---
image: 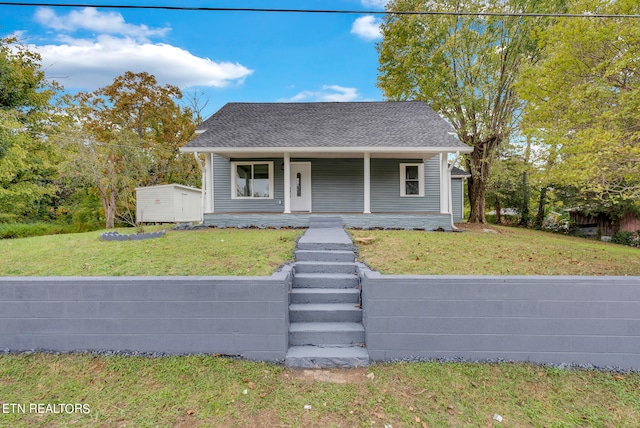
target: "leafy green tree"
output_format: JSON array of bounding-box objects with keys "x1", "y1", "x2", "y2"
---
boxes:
[
  {"x1": 518, "y1": 0, "x2": 640, "y2": 215},
  {"x1": 67, "y1": 72, "x2": 199, "y2": 228},
  {"x1": 487, "y1": 152, "x2": 529, "y2": 223},
  {"x1": 377, "y1": 0, "x2": 566, "y2": 222},
  {"x1": 0, "y1": 37, "x2": 61, "y2": 222}
]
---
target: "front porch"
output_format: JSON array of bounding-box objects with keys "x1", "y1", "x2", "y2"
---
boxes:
[{"x1": 203, "y1": 212, "x2": 453, "y2": 230}]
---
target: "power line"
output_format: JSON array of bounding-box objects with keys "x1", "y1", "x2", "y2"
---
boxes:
[{"x1": 1, "y1": 2, "x2": 639, "y2": 19}]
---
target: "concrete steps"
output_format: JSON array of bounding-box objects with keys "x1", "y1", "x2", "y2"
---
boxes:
[
  {"x1": 289, "y1": 303, "x2": 362, "y2": 323},
  {"x1": 295, "y1": 250, "x2": 355, "y2": 263},
  {"x1": 295, "y1": 261, "x2": 357, "y2": 274},
  {"x1": 293, "y1": 273, "x2": 359, "y2": 289},
  {"x1": 285, "y1": 345, "x2": 370, "y2": 368},
  {"x1": 290, "y1": 288, "x2": 360, "y2": 304},
  {"x1": 285, "y1": 218, "x2": 369, "y2": 368},
  {"x1": 289, "y1": 322, "x2": 365, "y2": 346}
]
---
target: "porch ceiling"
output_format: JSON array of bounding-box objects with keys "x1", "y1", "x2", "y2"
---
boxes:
[{"x1": 183, "y1": 146, "x2": 470, "y2": 160}]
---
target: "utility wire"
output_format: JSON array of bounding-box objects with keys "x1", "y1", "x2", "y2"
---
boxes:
[{"x1": 1, "y1": 2, "x2": 639, "y2": 19}]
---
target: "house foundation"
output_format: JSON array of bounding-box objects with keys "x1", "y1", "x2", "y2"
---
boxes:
[{"x1": 203, "y1": 212, "x2": 453, "y2": 231}]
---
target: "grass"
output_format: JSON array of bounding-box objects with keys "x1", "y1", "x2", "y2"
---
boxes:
[
  {"x1": 0, "y1": 354, "x2": 639, "y2": 427},
  {"x1": 0, "y1": 227, "x2": 302, "y2": 276},
  {"x1": 2, "y1": 222, "x2": 639, "y2": 277},
  {"x1": 351, "y1": 224, "x2": 640, "y2": 276}
]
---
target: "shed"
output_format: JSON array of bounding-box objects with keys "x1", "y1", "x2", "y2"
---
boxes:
[{"x1": 135, "y1": 184, "x2": 202, "y2": 223}]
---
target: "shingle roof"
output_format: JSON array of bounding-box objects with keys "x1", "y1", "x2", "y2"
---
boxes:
[
  {"x1": 182, "y1": 101, "x2": 471, "y2": 150},
  {"x1": 451, "y1": 166, "x2": 471, "y2": 177}
]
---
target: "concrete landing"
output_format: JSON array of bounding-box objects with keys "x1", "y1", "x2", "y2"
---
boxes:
[{"x1": 297, "y1": 227, "x2": 354, "y2": 251}]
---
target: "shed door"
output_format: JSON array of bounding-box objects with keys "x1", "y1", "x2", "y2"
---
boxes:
[{"x1": 290, "y1": 163, "x2": 311, "y2": 212}]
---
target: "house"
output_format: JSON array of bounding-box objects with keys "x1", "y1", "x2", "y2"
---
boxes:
[
  {"x1": 568, "y1": 207, "x2": 640, "y2": 238},
  {"x1": 179, "y1": 101, "x2": 473, "y2": 230},
  {"x1": 136, "y1": 184, "x2": 202, "y2": 223}
]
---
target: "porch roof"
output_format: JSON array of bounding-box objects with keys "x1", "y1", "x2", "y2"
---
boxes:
[{"x1": 180, "y1": 101, "x2": 473, "y2": 157}]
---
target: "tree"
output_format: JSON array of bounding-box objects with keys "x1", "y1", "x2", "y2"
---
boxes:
[
  {"x1": 487, "y1": 150, "x2": 531, "y2": 223},
  {"x1": 377, "y1": 0, "x2": 566, "y2": 222},
  {"x1": 69, "y1": 72, "x2": 199, "y2": 228},
  {"x1": 0, "y1": 37, "x2": 61, "y2": 222},
  {"x1": 518, "y1": 0, "x2": 640, "y2": 217}
]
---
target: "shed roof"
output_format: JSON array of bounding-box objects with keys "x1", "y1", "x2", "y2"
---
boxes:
[{"x1": 181, "y1": 101, "x2": 472, "y2": 154}]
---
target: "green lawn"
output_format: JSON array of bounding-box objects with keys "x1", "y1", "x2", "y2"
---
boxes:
[
  {"x1": 0, "y1": 227, "x2": 302, "y2": 276},
  {"x1": 0, "y1": 354, "x2": 638, "y2": 427},
  {"x1": 2, "y1": 223, "x2": 639, "y2": 276},
  {"x1": 351, "y1": 224, "x2": 640, "y2": 276}
]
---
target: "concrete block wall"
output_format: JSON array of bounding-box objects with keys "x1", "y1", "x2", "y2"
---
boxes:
[
  {"x1": 0, "y1": 267, "x2": 292, "y2": 361},
  {"x1": 360, "y1": 266, "x2": 640, "y2": 370},
  {"x1": 203, "y1": 213, "x2": 452, "y2": 231}
]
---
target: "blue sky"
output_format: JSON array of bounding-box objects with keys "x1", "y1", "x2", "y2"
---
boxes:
[{"x1": 3, "y1": 1, "x2": 388, "y2": 118}]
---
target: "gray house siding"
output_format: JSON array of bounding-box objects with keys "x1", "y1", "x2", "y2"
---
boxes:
[
  {"x1": 452, "y1": 178, "x2": 464, "y2": 222},
  {"x1": 212, "y1": 156, "x2": 442, "y2": 215},
  {"x1": 370, "y1": 157, "x2": 440, "y2": 213}
]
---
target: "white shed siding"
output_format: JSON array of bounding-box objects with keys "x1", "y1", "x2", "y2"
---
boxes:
[{"x1": 136, "y1": 184, "x2": 202, "y2": 223}]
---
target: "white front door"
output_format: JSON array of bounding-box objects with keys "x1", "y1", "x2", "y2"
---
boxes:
[{"x1": 290, "y1": 162, "x2": 312, "y2": 212}]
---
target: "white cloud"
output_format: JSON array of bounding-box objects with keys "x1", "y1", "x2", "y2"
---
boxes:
[
  {"x1": 351, "y1": 16, "x2": 382, "y2": 41},
  {"x1": 35, "y1": 36, "x2": 252, "y2": 90},
  {"x1": 35, "y1": 7, "x2": 169, "y2": 42},
  {"x1": 26, "y1": 8, "x2": 252, "y2": 91},
  {"x1": 284, "y1": 85, "x2": 360, "y2": 102},
  {"x1": 361, "y1": 0, "x2": 388, "y2": 9}
]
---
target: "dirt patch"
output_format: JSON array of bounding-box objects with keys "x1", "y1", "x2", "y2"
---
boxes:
[{"x1": 285, "y1": 368, "x2": 370, "y2": 384}]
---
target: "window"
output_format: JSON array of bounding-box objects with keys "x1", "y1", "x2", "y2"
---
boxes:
[
  {"x1": 232, "y1": 162, "x2": 274, "y2": 199},
  {"x1": 400, "y1": 163, "x2": 424, "y2": 197}
]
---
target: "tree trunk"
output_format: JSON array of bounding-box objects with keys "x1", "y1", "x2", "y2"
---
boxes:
[
  {"x1": 534, "y1": 187, "x2": 547, "y2": 228},
  {"x1": 99, "y1": 186, "x2": 117, "y2": 229},
  {"x1": 466, "y1": 141, "x2": 495, "y2": 223},
  {"x1": 105, "y1": 191, "x2": 116, "y2": 229},
  {"x1": 495, "y1": 195, "x2": 502, "y2": 224},
  {"x1": 519, "y1": 170, "x2": 530, "y2": 226},
  {"x1": 519, "y1": 137, "x2": 532, "y2": 227},
  {"x1": 467, "y1": 174, "x2": 487, "y2": 223}
]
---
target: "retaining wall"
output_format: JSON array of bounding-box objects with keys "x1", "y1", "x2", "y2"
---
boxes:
[
  {"x1": 0, "y1": 267, "x2": 292, "y2": 362},
  {"x1": 360, "y1": 266, "x2": 640, "y2": 370},
  {"x1": 3, "y1": 268, "x2": 640, "y2": 370}
]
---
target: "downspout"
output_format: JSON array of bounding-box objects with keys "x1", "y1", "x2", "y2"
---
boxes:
[
  {"x1": 448, "y1": 151, "x2": 460, "y2": 231},
  {"x1": 193, "y1": 152, "x2": 206, "y2": 224}
]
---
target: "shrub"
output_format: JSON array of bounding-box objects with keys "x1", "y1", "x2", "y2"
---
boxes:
[
  {"x1": 540, "y1": 216, "x2": 582, "y2": 236},
  {"x1": 0, "y1": 223, "x2": 75, "y2": 239},
  {"x1": 611, "y1": 230, "x2": 640, "y2": 248}
]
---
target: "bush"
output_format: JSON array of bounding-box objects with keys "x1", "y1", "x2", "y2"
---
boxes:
[
  {"x1": 611, "y1": 230, "x2": 640, "y2": 248},
  {"x1": 0, "y1": 223, "x2": 75, "y2": 239},
  {"x1": 540, "y1": 216, "x2": 582, "y2": 236}
]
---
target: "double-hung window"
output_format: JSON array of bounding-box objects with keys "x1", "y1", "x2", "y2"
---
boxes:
[
  {"x1": 232, "y1": 162, "x2": 274, "y2": 199},
  {"x1": 400, "y1": 163, "x2": 424, "y2": 197}
]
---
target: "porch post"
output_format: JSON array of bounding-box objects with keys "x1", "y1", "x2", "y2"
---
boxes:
[
  {"x1": 283, "y1": 152, "x2": 291, "y2": 213},
  {"x1": 439, "y1": 152, "x2": 450, "y2": 214},
  {"x1": 363, "y1": 152, "x2": 371, "y2": 214}
]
